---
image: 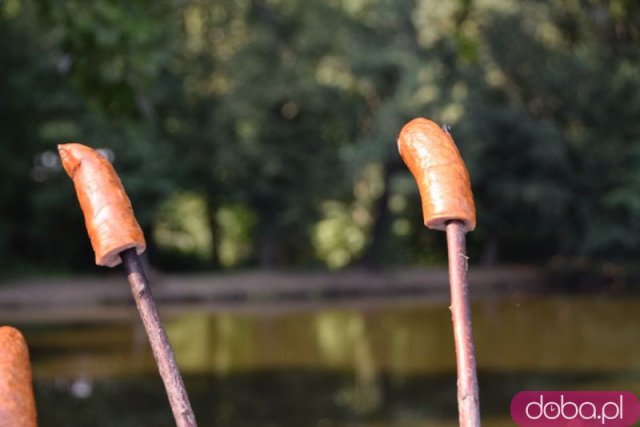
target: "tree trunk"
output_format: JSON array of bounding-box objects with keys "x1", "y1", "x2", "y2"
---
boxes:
[
  {"x1": 205, "y1": 196, "x2": 220, "y2": 269},
  {"x1": 358, "y1": 163, "x2": 392, "y2": 268}
]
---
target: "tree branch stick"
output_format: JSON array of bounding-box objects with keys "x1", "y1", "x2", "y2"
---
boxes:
[
  {"x1": 445, "y1": 221, "x2": 481, "y2": 427},
  {"x1": 121, "y1": 248, "x2": 197, "y2": 427}
]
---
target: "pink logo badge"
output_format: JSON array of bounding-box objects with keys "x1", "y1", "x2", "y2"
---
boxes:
[{"x1": 511, "y1": 391, "x2": 640, "y2": 426}]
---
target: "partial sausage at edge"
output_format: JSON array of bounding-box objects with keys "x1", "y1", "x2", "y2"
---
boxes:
[
  {"x1": 0, "y1": 326, "x2": 37, "y2": 427},
  {"x1": 397, "y1": 118, "x2": 476, "y2": 232}
]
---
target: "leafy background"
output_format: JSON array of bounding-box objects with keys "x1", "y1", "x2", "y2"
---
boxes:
[{"x1": 2, "y1": 0, "x2": 639, "y2": 274}]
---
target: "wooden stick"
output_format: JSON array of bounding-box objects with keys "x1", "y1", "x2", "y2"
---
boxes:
[
  {"x1": 445, "y1": 221, "x2": 481, "y2": 427},
  {"x1": 121, "y1": 248, "x2": 198, "y2": 427}
]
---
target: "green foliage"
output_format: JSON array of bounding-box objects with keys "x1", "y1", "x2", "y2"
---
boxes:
[
  {"x1": 1, "y1": 0, "x2": 640, "y2": 273},
  {"x1": 457, "y1": 0, "x2": 640, "y2": 260}
]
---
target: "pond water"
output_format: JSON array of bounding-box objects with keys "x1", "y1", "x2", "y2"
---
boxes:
[{"x1": 18, "y1": 295, "x2": 640, "y2": 426}]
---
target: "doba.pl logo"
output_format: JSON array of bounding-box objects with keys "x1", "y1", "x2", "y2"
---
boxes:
[{"x1": 511, "y1": 391, "x2": 640, "y2": 426}]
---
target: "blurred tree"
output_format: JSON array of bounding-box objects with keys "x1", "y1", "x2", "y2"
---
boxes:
[
  {"x1": 457, "y1": 0, "x2": 640, "y2": 261},
  {"x1": 345, "y1": 0, "x2": 640, "y2": 264},
  {"x1": 1, "y1": 0, "x2": 640, "y2": 274},
  {"x1": 0, "y1": 0, "x2": 88, "y2": 272},
  {"x1": 0, "y1": 0, "x2": 183, "y2": 272},
  {"x1": 181, "y1": 0, "x2": 366, "y2": 267}
]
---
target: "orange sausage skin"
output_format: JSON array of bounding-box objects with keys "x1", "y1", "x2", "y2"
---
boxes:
[
  {"x1": 59, "y1": 143, "x2": 146, "y2": 267},
  {"x1": 0, "y1": 327, "x2": 37, "y2": 427},
  {"x1": 397, "y1": 118, "x2": 476, "y2": 232}
]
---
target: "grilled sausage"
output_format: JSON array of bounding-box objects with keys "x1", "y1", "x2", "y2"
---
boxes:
[
  {"x1": 397, "y1": 118, "x2": 476, "y2": 232},
  {"x1": 0, "y1": 327, "x2": 37, "y2": 427},
  {"x1": 58, "y1": 143, "x2": 146, "y2": 267}
]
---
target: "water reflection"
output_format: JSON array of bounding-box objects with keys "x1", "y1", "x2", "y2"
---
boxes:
[{"x1": 20, "y1": 295, "x2": 640, "y2": 426}]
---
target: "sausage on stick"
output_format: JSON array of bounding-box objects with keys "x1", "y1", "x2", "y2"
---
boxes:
[
  {"x1": 59, "y1": 143, "x2": 145, "y2": 267},
  {"x1": 0, "y1": 326, "x2": 37, "y2": 427},
  {"x1": 58, "y1": 143, "x2": 197, "y2": 427},
  {"x1": 398, "y1": 118, "x2": 480, "y2": 427}
]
